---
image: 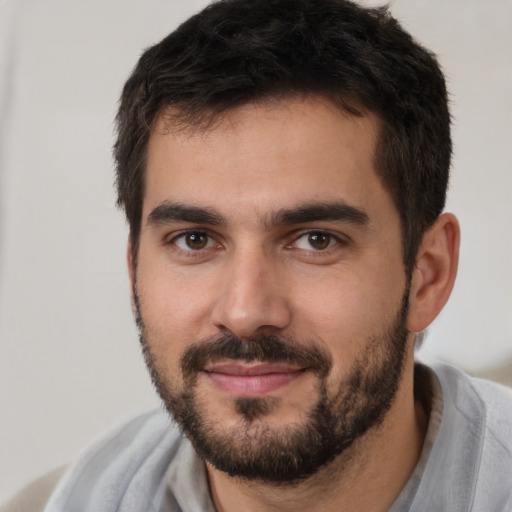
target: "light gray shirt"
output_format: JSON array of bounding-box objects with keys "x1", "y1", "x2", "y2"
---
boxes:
[{"x1": 42, "y1": 362, "x2": 512, "y2": 512}]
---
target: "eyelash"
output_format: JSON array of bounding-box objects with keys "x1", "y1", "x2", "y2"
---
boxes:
[
  {"x1": 167, "y1": 230, "x2": 219, "y2": 255},
  {"x1": 166, "y1": 229, "x2": 348, "y2": 256},
  {"x1": 289, "y1": 231, "x2": 347, "y2": 252}
]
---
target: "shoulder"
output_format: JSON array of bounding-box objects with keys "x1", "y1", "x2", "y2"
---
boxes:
[
  {"x1": 3, "y1": 409, "x2": 189, "y2": 512},
  {"x1": 430, "y1": 360, "x2": 512, "y2": 435},
  {"x1": 426, "y1": 361, "x2": 512, "y2": 510}
]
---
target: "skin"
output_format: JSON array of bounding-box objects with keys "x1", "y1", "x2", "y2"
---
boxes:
[{"x1": 129, "y1": 96, "x2": 460, "y2": 512}]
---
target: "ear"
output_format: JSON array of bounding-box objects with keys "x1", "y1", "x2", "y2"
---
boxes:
[{"x1": 408, "y1": 213, "x2": 460, "y2": 332}]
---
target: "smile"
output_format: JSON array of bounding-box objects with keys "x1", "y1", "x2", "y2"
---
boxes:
[{"x1": 202, "y1": 363, "x2": 307, "y2": 397}]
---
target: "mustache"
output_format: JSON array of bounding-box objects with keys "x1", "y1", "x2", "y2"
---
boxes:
[{"x1": 181, "y1": 333, "x2": 332, "y2": 380}]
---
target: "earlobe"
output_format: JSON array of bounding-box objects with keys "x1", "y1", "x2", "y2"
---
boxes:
[{"x1": 407, "y1": 213, "x2": 460, "y2": 333}]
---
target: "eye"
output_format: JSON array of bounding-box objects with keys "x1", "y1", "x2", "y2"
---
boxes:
[
  {"x1": 173, "y1": 231, "x2": 216, "y2": 251},
  {"x1": 294, "y1": 231, "x2": 339, "y2": 251}
]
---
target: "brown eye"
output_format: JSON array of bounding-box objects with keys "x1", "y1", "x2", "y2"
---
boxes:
[
  {"x1": 186, "y1": 232, "x2": 208, "y2": 249},
  {"x1": 307, "y1": 232, "x2": 331, "y2": 250},
  {"x1": 174, "y1": 231, "x2": 214, "y2": 251},
  {"x1": 293, "y1": 231, "x2": 338, "y2": 251}
]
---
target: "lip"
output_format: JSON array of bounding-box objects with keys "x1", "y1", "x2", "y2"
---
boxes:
[{"x1": 202, "y1": 362, "x2": 306, "y2": 397}]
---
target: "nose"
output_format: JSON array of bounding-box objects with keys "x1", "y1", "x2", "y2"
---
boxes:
[{"x1": 210, "y1": 248, "x2": 292, "y2": 338}]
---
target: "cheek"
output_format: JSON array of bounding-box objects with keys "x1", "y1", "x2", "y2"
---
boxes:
[
  {"x1": 136, "y1": 263, "x2": 217, "y2": 364},
  {"x1": 140, "y1": 284, "x2": 208, "y2": 334},
  {"x1": 291, "y1": 267, "x2": 405, "y2": 371},
  {"x1": 293, "y1": 282, "x2": 369, "y2": 361}
]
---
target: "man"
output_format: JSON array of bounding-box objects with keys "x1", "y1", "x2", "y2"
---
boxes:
[{"x1": 6, "y1": 0, "x2": 512, "y2": 510}]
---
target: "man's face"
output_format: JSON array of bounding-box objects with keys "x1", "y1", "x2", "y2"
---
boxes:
[{"x1": 133, "y1": 96, "x2": 412, "y2": 482}]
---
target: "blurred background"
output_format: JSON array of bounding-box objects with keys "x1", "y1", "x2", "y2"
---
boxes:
[{"x1": 0, "y1": 0, "x2": 510, "y2": 502}]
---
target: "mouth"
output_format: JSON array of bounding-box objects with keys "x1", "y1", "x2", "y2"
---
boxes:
[{"x1": 202, "y1": 362, "x2": 307, "y2": 397}]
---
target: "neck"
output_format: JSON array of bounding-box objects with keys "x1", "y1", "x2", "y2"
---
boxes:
[{"x1": 207, "y1": 358, "x2": 427, "y2": 512}]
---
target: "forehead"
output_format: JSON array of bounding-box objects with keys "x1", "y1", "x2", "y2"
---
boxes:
[{"x1": 143, "y1": 96, "x2": 394, "y2": 225}]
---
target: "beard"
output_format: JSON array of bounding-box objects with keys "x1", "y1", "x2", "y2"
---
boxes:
[{"x1": 135, "y1": 287, "x2": 410, "y2": 484}]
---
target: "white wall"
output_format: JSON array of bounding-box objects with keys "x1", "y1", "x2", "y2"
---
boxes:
[{"x1": 0, "y1": 0, "x2": 510, "y2": 502}]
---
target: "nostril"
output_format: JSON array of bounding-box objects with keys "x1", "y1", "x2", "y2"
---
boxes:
[{"x1": 210, "y1": 293, "x2": 292, "y2": 339}]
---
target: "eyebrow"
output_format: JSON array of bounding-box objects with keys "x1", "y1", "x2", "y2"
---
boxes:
[
  {"x1": 147, "y1": 202, "x2": 227, "y2": 227},
  {"x1": 269, "y1": 202, "x2": 369, "y2": 228},
  {"x1": 146, "y1": 200, "x2": 369, "y2": 229}
]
